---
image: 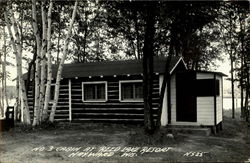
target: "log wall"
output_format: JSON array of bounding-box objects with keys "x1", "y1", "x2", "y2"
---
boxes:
[
  {"x1": 27, "y1": 79, "x2": 70, "y2": 122},
  {"x1": 70, "y1": 75, "x2": 159, "y2": 123},
  {"x1": 27, "y1": 74, "x2": 160, "y2": 123}
]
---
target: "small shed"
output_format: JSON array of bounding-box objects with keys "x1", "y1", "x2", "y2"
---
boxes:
[
  {"x1": 24, "y1": 57, "x2": 225, "y2": 129},
  {"x1": 160, "y1": 70, "x2": 225, "y2": 129}
]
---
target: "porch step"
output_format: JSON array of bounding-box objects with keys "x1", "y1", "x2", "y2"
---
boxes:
[{"x1": 167, "y1": 127, "x2": 211, "y2": 136}]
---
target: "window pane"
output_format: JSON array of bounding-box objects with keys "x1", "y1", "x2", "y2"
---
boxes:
[
  {"x1": 84, "y1": 84, "x2": 95, "y2": 100},
  {"x1": 96, "y1": 84, "x2": 105, "y2": 100},
  {"x1": 121, "y1": 82, "x2": 143, "y2": 100},
  {"x1": 84, "y1": 83, "x2": 106, "y2": 101},
  {"x1": 134, "y1": 83, "x2": 143, "y2": 99},
  {"x1": 122, "y1": 83, "x2": 133, "y2": 99},
  {"x1": 196, "y1": 79, "x2": 220, "y2": 96}
]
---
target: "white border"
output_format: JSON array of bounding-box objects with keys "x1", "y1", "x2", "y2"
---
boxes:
[
  {"x1": 82, "y1": 81, "x2": 108, "y2": 102},
  {"x1": 169, "y1": 57, "x2": 187, "y2": 74},
  {"x1": 119, "y1": 80, "x2": 143, "y2": 102}
]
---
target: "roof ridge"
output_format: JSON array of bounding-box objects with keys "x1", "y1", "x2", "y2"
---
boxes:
[
  {"x1": 61, "y1": 56, "x2": 181, "y2": 66},
  {"x1": 23, "y1": 56, "x2": 185, "y2": 80}
]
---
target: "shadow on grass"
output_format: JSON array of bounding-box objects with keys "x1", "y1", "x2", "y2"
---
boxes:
[{"x1": 215, "y1": 109, "x2": 248, "y2": 138}]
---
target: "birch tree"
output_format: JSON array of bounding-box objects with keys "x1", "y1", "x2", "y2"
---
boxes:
[
  {"x1": 10, "y1": 6, "x2": 31, "y2": 124},
  {"x1": 38, "y1": 1, "x2": 48, "y2": 124},
  {"x1": 0, "y1": 50, "x2": 4, "y2": 117},
  {"x1": 31, "y1": 0, "x2": 41, "y2": 126},
  {"x1": 49, "y1": 0, "x2": 78, "y2": 122},
  {"x1": 4, "y1": 4, "x2": 31, "y2": 125},
  {"x1": 42, "y1": 0, "x2": 53, "y2": 121},
  {"x1": 0, "y1": 27, "x2": 8, "y2": 117},
  {"x1": 3, "y1": 28, "x2": 8, "y2": 108}
]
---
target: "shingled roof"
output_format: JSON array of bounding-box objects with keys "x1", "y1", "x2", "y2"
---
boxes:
[{"x1": 24, "y1": 56, "x2": 185, "y2": 79}]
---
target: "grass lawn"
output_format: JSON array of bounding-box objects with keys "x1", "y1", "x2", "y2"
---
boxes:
[{"x1": 0, "y1": 110, "x2": 249, "y2": 163}]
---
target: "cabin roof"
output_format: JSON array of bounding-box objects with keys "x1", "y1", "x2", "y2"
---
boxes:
[{"x1": 23, "y1": 56, "x2": 185, "y2": 79}]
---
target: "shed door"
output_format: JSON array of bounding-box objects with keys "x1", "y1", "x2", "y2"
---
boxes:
[{"x1": 176, "y1": 72, "x2": 197, "y2": 122}]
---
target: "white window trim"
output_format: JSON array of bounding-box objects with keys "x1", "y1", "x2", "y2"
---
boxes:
[
  {"x1": 82, "y1": 81, "x2": 108, "y2": 102},
  {"x1": 119, "y1": 80, "x2": 143, "y2": 102}
]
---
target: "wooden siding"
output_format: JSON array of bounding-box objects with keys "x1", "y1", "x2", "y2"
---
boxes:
[
  {"x1": 27, "y1": 79, "x2": 70, "y2": 122},
  {"x1": 159, "y1": 75, "x2": 168, "y2": 126},
  {"x1": 170, "y1": 74, "x2": 177, "y2": 124},
  {"x1": 216, "y1": 75, "x2": 223, "y2": 124},
  {"x1": 196, "y1": 73, "x2": 215, "y2": 126},
  {"x1": 70, "y1": 75, "x2": 160, "y2": 123},
  {"x1": 25, "y1": 75, "x2": 160, "y2": 123},
  {"x1": 196, "y1": 97, "x2": 214, "y2": 125},
  {"x1": 196, "y1": 73, "x2": 214, "y2": 79}
]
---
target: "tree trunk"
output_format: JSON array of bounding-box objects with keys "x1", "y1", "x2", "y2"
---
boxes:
[
  {"x1": 2, "y1": 28, "x2": 8, "y2": 108},
  {"x1": 0, "y1": 42, "x2": 3, "y2": 111},
  {"x1": 49, "y1": 0, "x2": 78, "y2": 122},
  {"x1": 82, "y1": 8, "x2": 88, "y2": 63},
  {"x1": 142, "y1": 2, "x2": 156, "y2": 134},
  {"x1": 32, "y1": 0, "x2": 42, "y2": 126},
  {"x1": 3, "y1": 54, "x2": 7, "y2": 107},
  {"x1": 0, "y1": 84, "x2": 2, "y2": 117},
  {"x1": 15, "y1": 79, "x2": 21, "y2": 121},
  {"x1": 0, "y1": 52, "x2": 4, "y2": 117},
  {"x1": 133, "y1": 10, "x2": 141, "y2": 59},
  {"x1": 5, "y1": 8, "x2": 31, "y2": 125},
  {"x1": 37, "y1": 1, "x2": 48, "y2": 125},
  {"x1": 245, "y1": 70, "x2": 249, "y2": 122},
  {"x1": 238, "y1": 11, "x2": 245, "y2": 118},
  {"x1": 43, "y1": 0, "x2": 53, "y2": 121},
  {"x1": 240, "y1": 59, "x2": 244, "y2": 118},
  {"x1": 25, "y1": 45, "x2": 37, "y2": 95},
  {"x1": 57, "y1": 5, "x2": 62, "y2": 65},
  {"x1": 10, "y1": 7, "x2": 31, "y2": 124},
  {"x1": 229, "y1": 14, "x2": 235, "y2": 119},
  {"x1": 230, "y1": 54, "x2": 235, "y2": 119}
]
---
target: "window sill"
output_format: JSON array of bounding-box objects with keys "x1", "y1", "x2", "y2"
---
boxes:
[
  {"x1": 82, "y1": 100, "x2": 107, "y2": 103},
  {"x1": 119, "y1": 99, "x2": 143, "y2": 103}
]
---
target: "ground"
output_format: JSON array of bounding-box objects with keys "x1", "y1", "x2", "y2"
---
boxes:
[{"x1": 0, "y1": 110, "x2": 249, "y2": 163}]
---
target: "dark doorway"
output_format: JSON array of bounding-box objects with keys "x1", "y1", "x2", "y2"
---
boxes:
[{"x1": 176, "y1": 72, "x2": 197, "y2": 122}]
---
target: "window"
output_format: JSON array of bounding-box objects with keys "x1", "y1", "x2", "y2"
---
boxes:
[
  {"x1": 196, "y1": 79, "x2": 220, "y2": 96},
  {"x1": 119, "y1": 80, "x2": 143, "y2": 102},
  {"x1": 82, "y1": 81, "x2": 107, "y2": 102}
]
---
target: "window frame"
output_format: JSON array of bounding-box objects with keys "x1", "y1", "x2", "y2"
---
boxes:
[
  {"x1": 82, "y1": 81, "x2": 108, "y2": 102},
  {"x1": 119, "y1": 80, "x2": 143, "y2": 102}
]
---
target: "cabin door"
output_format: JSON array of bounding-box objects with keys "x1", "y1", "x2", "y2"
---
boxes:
[{"x1": 176, "y1": 72, "x2": 197, "y2": 122}]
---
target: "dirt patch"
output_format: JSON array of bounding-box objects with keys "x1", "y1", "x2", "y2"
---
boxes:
[{"x1": 0, "y1": 110, "x2": 250, "y2": 163}]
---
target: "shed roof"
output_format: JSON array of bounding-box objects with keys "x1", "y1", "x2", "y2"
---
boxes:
[
  {"x1": 23, "y1": 56, "x2": 185, "y2": 79},
  {"x1": 194, "y1": 70, "x2": 227, "y2": 77}
]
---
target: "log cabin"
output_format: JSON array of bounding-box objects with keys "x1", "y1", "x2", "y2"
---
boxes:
[{"x1": 24, "y1": 56, "x2": 225, "y2": 129}]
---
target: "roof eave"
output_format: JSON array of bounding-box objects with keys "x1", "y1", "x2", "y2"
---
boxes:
[{"x1": 169, "y1": 57, "x2": 187, "y2": 75}]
